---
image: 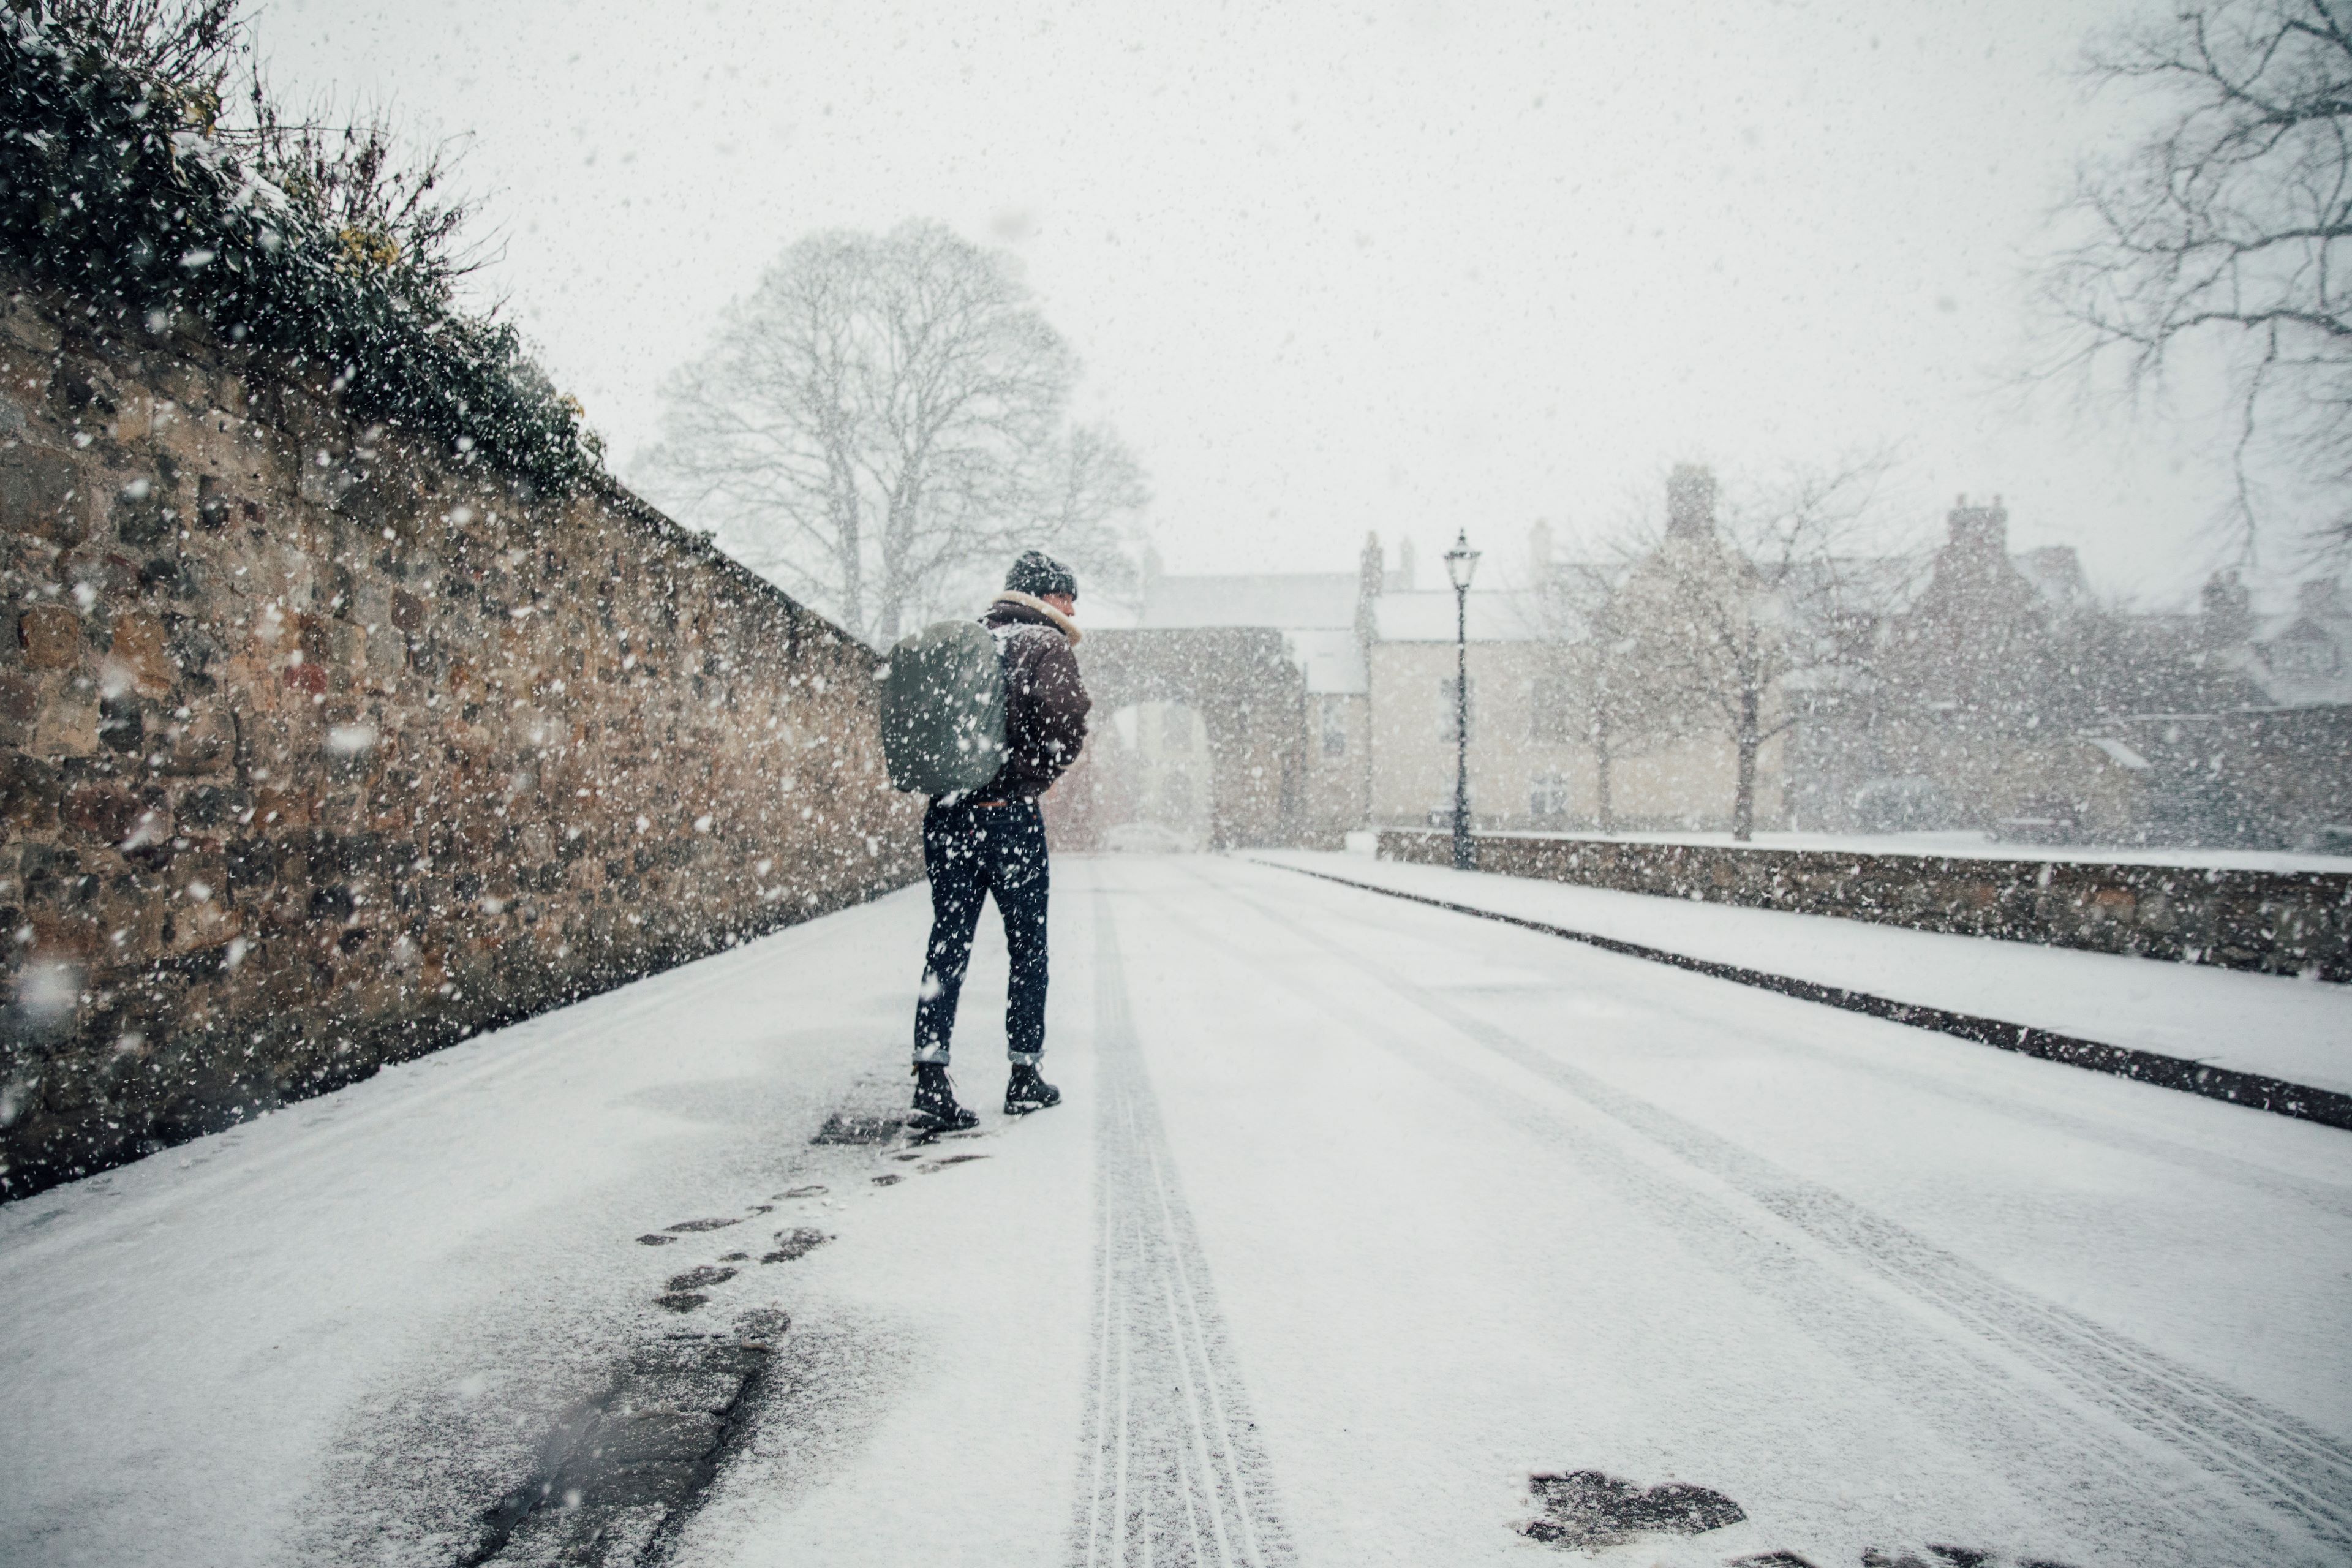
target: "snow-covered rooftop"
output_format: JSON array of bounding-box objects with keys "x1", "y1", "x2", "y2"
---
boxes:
[
  {"x1": 1137, "y1": 573, "x2": 1358, "y2": 630},
  {"x1": 1284, "y1": 627, "x2": 1367, "y2": 694}
]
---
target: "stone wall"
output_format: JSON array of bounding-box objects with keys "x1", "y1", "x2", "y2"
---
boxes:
[
  {"x1": 1377, "y1": 830, "x2": 2352, "y2": 982},
  {"x1": 0, "y1": 279, "x2": 921, "y2": 1199},
  {"x1": 1060, "y1": 628, "x2": 1309, "y2": 850}
]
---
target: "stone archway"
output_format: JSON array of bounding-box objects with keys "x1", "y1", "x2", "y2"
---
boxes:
[{"x1": 1049, "y1": 627, "x2": 1308, "y2": 850}]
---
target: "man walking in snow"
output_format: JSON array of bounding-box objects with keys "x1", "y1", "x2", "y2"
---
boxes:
[{"x1": 908, "y1": 551, "x2": 1092, "y2": 1132}]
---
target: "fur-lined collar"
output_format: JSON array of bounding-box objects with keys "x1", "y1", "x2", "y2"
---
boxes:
[{"x1": 989, "y1": 590, "x2": 1082, "y2": 646}]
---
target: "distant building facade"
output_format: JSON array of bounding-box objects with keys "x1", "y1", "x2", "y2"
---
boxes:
[{"x1": 1054, "y1": 481, "x2": 2351, "y2": 853}]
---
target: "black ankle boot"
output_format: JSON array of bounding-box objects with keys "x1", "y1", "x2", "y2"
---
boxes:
[
  {"x1": 909, "y1": 1063, "x2": 979, "y2": 1133},
  {"x1": 1005, "y1": 1063, "x2": 1061, "y2": 1115}
]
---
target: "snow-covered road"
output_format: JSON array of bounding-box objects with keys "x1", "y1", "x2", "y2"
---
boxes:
[{"x1": 4, "y1": 854, "x2": 2348, "y2": 1567}]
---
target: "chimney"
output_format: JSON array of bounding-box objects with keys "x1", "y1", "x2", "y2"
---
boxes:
[
  {"x1": 1667, "y1": 464, "x2": 1716, "y2": 539},
  {"x1": 1139, "y1": 541, "x2": 1164, "y2": 617},
  {"x1": 1357, "y1": 532, "x2": 1384, "y2": 648},
  {"x1": 1528, "y1": 518, "x2": 1555, "y2": 579},
  {"x1": 1392, "y1": 535, "x2": 1417, "y2": 591},
  {"x1": 1947, "y1": 493, "x2": 2008, "y2": 559},
  {"x1": 2200, "y1": 568, "x2": 2252, "y2": 647}
]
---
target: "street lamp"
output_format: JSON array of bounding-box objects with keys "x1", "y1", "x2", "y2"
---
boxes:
[{"x1": 1444, "y1": 529, "x2": 1480, "y2": 871}]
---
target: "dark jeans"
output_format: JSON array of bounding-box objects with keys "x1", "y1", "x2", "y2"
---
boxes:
[{"x1": 913, "y1": 797, "x2": 1049, "y2": 1067}]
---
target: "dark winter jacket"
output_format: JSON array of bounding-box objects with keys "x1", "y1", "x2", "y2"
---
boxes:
[{"x1": 975, "y1": 592, "x2": 1091, "y2": 799}]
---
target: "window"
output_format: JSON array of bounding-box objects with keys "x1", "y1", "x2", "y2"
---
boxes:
[
  {"x1": 1436, "y1": 675, "x2": 1477, "y2": 741},
  {"x1": 1161, "y1": 703, "x2": 1194, "y2": 753},
  {"x1": 1162, "y1": 771, "x2": 1193, "y2": 816},
  {"x1": 1530, "y1": 773, "x2": 1572, "y2": 819},
  {"x1": 1529, "y1": 672, "x2": 1574, "y2": 743},
  {"x1": 1320, "y1": 696, "x2": 1348, "y2": 757}
]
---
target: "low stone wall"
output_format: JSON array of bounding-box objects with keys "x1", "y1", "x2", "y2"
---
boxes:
[
  {"x1": 1, "y1": 279, "x2": 921, "y2": 1198},
  {"x1": 1377, "y1": 830, "x2": 2352, "y2": 982}
]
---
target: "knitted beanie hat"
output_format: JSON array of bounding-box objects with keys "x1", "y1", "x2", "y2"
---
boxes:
[{"x1": 1005, "y1": 549, "x2": 1077, "y2": 599}]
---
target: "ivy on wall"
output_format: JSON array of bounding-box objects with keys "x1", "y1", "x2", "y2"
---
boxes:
[{"x1": 0, "y1": 2, "x2": 603, "y2": 495}]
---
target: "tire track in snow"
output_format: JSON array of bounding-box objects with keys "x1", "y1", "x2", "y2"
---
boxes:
[
  {"x1": 1235, "y1": 861, "x2": 2352, "y2": 1228},
  {"x1": 1068, "y1": 883, "x2": 1295, "y2": 1568},
  {"x1": 1174, "y1": 864, "x2": 2352, "y2": 1565}
]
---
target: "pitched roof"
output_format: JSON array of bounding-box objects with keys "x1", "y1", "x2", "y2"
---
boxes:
[
  {"x1": 2244, "y1": 603, "x2": 2352, "y2": 706},
  {"x1": 1137, "y1": 573, "x2": 1359, "y2": 630}
]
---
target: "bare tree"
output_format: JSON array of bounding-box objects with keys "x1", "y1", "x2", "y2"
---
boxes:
[
  {"x1": 1028, "y1": 422, "x2": 1151, "y2": 609},
  {"x1": 1528, "y1": 557, "x2": 1632, "y2": 833},
  {"x1": 2044, "y1": 0, "x2": 2352, "y2": 557},
  {"x1": 636, "y1": 222, "x2": 1147, "y2": 644},
  {"x1": 1597, "y1": 460, "x2": 1893, "y2": 840}
]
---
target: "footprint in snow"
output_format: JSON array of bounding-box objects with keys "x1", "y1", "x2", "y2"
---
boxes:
[
  {"x1": 763, "y1": 1228, "x2": 831, "y2": 1264},
  {"x1": 1861, "y1": 1550, "x2": 2078, "y2": 1568},
  {"x1": 666, "y1": 1265, "x2": 737, "y2": 1292},
  {"x1": 1518, "y1": 1470, "x2": 1744, "y2": 1550}
]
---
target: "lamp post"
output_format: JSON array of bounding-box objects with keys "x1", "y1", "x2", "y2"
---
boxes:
[{"x1": 1443, "y1": 530, "x2": 1480, "y2": 870}]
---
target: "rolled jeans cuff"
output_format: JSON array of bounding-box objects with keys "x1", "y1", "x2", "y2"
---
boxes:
[
  {"x1": 912, "y1": 1043, "x2": 951, "y2": 1066},
  {"x1": 1008, "y1": 1050, "x2": 1042, "y2": 1066}
]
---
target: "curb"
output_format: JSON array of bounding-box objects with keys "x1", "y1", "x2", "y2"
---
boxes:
[{"x1": 1253, "y1": 859, "x2": 2352, "y2": 1134}]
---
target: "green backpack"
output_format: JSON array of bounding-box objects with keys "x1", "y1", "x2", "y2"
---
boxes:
[{"x1": 879, "y1": 620, "x2": 1009, "y2": 796}]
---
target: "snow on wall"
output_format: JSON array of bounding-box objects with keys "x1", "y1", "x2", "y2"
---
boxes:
[
  {"x1": 0, "y1": 279, "x2": 921, "y2": 1199},
  {"x1": 1381, "y1": 829, "x2": 2352, "y2": 982}
]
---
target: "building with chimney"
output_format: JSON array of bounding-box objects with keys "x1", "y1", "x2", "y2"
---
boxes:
[{"x1": 1049, "y1": 480, "x2": 2349, "y2": 853}]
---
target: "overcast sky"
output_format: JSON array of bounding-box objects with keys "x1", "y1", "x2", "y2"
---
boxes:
[{"x1": 249, "y1": 0, "x2": 2262, "y2": 607}]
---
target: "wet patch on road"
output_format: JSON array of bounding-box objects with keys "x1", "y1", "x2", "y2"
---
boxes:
[
  {"x1": 513, "y1": 1078, "x2": 1009, "y2": 1549},
  {"x1": 1519, "y1": 1469, "x2": 1744, "y2": 1550},
  {"x1": 459, "y1": 1312, "x2": 786, "y2": 1566},
  {"x1": 300, "y1": 1084, "x2": 964, "y2": 1560}
]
